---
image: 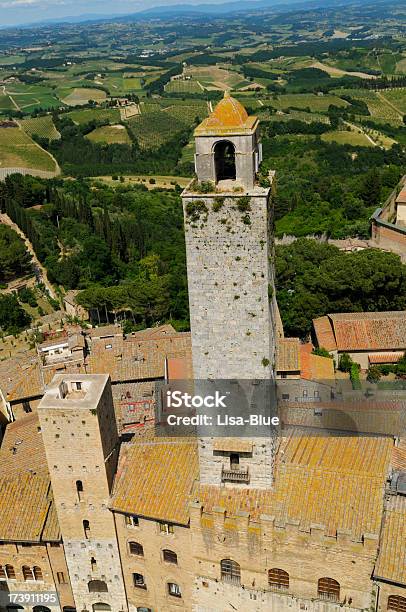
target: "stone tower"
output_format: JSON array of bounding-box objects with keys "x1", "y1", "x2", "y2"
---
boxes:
[
  {"x1": 38, "y1": 374, "x2": 128, "y2": 612},
  {"x1": 182, "y1": 92, "x2": 277, "y2": 488}
]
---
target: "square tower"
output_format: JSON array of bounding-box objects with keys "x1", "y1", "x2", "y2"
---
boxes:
[
  {"x1": 38, "y1": 374, "x2": 128, "y2": 612},
  {"x1": 194, "y1": 91, "x2": 262, "y2": 191},
  {"x1": 182, "y1": 93, "x2": 278, "y2": 488}
]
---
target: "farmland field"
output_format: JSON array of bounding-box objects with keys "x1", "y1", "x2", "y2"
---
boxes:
[
  {"x1": 67, "y1": 108, "x2": 121, "y2": 124},
  {"x1": 0, "y1": 95, "x2": 14, "y2": 110},
  {"x1": 321, "y1": 130, "x2": 374, "y2": 147},
  {"x1": 126, "y1": 111, "x2": 187, "y2": 150},
  {"x1": 20, "y1": 116, "x2": 60, "y2": 140},
  {"x1": 0, "y1": 126, "x2": 57, "y2": 171},
  {"x1": 183, "y1": 65, "x2": 248, "y2": 90},
  {"x1": 333, "y1": 88, "x2": 403, "y2": 125},
  {"x1": 86, "y1": 125, "x2": 131, "y2": 144},
  {"x1": 165, "y1": 79, "x2": 204, "y2": 93},
  {"x1": 272, "y1": 93, "x2": 349, "y2": 112},
  {"x1": 377, "y1": 89, "x2": 406, "y2": 115},
  {"x1": 61, "y1": 88, "x2": 107, "y2": 106}
]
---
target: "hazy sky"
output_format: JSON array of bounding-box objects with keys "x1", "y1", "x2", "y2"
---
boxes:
[{"x1": 0, "y1": 0, "x2": 246, "y2": 27}]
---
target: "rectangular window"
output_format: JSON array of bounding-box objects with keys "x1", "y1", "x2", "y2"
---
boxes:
[
  {"x1": 159, "y1": 522, "x2": 174, "y2": 534},
  {"x1": 57, "y1": 572, "x2": 66, "y2": 584},
  {"x1": 133, "y1": 573, "x2": 146, "y2": 589},
  {"x1": 125, "y1": 515, "x2": 139, "y2": 527},
  {"x1": 23, "y1": 401, "x2": 32, "y2": 413},
  {"x1": 168, "y1": 582, "x2": 181, "y2": 597}
]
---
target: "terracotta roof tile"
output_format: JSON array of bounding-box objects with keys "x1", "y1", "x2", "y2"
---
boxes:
[
  {"x1": 374, "y1": 495, "x2": 406, "y2": 585},
  {"x1": 313, "y1": 316, "x2": 337, "y2": 351},
  {"x1": 110, "y1": 437, "x2": 198, "y2": 525},
  {"x1": 196, "y1": 435, "x2": 392, "y2": 539},
  {"x1": 277, "y1": 338, "x2": 300, "y2": 372},
  {"x1": 330, "y1": 311, "x2": 406, "y2": 352}
]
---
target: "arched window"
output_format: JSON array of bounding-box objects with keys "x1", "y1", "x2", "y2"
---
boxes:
[
  {"x1": 22, "y1": 565, "x2": 34, "y2": 581},
  {"x1": 318, "y1": 577, "x2": 340, "y2": 601},
  {"x1": 268, "y1": 568, "x2": 289, "y2": 591},
  {"x1": 76, "y1": 480, "x2": 83, "y2": 501},
  {"x1": 388, "y1": 595, "x2": 406, "y2": 612},
  {"x1": 168, "y1": 582, "x2": 181, "y2": 598},
  {"x1": 88, "y1": 580, "x2": 108, "y2": 593},
  {"x1": 33, "y1": 566, "x2": 43, "y2": 581},
  {"x1": 0, "y1": 565, "x2": 15, "y2": 580},
  {"x1": 90, "y1": 557, "x2": 97, "y2": 572},
  {"x1": 220, "y1": 559, "x2": 241, "y2": 585},
  {"x1": 137, "y1": 608, "x2": 152, "y2": 612},
  {"x1": 129, "y1": 542, "x2": 144, "y2": 556},
  {"x1": 163, "y1": 549, "x2": 177, "y2": 564},
  {"x1": 92, "y1": 605, "x2": 111, "y2": 612},
  {"x1": 83, "y1": 519, "x2": 90, "y2": 539},
  {"x1": 214, "y1": 141, "x2": 236, "y2": 182}
]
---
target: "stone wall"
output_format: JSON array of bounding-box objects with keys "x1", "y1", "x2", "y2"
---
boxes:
[
  {"x1": 38, "y1": 378, "x2": 128, "y2": 611},
  {"x1": 113, "y1": 512, "x2": 194, "y2": 612},
  {"x1": 190, "y1": 504, "x2": 378, "y2": 612}
]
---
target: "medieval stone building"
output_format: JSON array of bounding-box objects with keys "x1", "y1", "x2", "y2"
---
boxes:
[{"x1": 0, "y1": 94, "x2": 404, "y2": 612}]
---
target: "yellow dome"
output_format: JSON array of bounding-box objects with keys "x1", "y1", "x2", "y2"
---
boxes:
[{"x1": 206, "y1": 91, "x2": 249, "y2": 128}]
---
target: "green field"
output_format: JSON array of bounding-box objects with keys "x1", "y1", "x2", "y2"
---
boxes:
[
  {"x1": 321, "y1": 130, "x2": 374, "y2": 147},
  {"x1": 0, "y1": 95, "x2": 14, "y2": 110},
  {"x1": 165, "y1": 79, "x2": 204, "y2": 93},
  {"x1": 126, "y1": 111, "x2": 187, "y2": 150},
  {"x1": 272, "y1": 93, "x2": 349, "y2": 112},
  {"x1": 378, "y1": 88, "x2": 406, "y2": 115},
  {"x1": 0, "y1": 127, "x2": 57, "y2": 171},
  {"x1": 86, "y1": 125, "x2": 131, "y2": 144},
  {"x1": 61, "y1": 87, "x2": 107, "y2": 106},
  {"x1": 333, "y1": 88, "x2": 403, "y2": 125},
  {"x1": 20, "y1": 116, "x2": 60, "y2": 140},
  {"x1": 163, "y1": 103, "x2": 208, "y2": 126},
  {"x1": 67, "y1": 107, "x2": 120, "y2": 124}
]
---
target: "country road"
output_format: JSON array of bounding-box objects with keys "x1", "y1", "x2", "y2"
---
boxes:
[{"x1": 0, "y1": 212, "x2": 58, "y2": 300}]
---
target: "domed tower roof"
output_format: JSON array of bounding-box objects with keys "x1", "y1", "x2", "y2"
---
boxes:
[
  {"x1": 195, "y1": 90, "x2": 257, "y2": 136},
  {"x1": 208, "y1": 91, "x2": 249, "y2": 127}
]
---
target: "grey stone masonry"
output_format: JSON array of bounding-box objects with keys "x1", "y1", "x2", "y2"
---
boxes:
[{"x1": 182, "y1": 182, "x2": 276, "y2": 381}]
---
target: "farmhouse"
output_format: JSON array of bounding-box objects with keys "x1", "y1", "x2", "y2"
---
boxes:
[{"x1": 313, "y1": 311, "x2": 406, "y2": 369}]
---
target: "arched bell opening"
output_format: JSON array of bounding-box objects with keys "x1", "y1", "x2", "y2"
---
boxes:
[{"x1": 214, "y1": 140, "x2": 236, "y2": 182}]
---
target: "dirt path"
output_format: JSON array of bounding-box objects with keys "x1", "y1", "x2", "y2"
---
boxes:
[
  {"x1": 376, "y1": 91, "x2": 404, "y2": 121},
  {"x1": 344, "y1": 120, "x2": 377, "y2": 146},
  {"x1": 0, "y1": 212, "x2": 57, "y2": 299}
]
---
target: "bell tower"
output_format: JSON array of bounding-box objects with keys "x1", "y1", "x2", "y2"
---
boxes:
[
  {"x1": 194, "y1": 91, "x2": 262, "y2": 190},
  {"x1": 182, "y1": 92, "x2": 277, "y2": 488}
]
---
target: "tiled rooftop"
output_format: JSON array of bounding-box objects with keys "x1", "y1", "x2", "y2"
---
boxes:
[
  {"x1": 110, "y1": 436, "x2": 198, "y2": 525},
  {"x1": 196, "y1": 435, "x2": 392, "y2": 539},
  {"x1": 276, "y1": 338, "x2": 300, "y2": 372},
  {"x1": 374, "y1": 495, "x2": 406, "y2": 585},
  {"x1": 0, "y1": 413, "x2": 59, "y2": 542},
  {"x1": 314, "y1": 311, "x2": 406, "y2": 352}
]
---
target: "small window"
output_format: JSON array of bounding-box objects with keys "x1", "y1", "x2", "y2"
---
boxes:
[
  {"x1": 303, "y1": 389, "x2": 308, "y2": 397},
  {"x1": 281, "y1": 373, "x2": 287, "y2": 379},
  {"x1": 91, "y1": 557, "x2": 97, "y2": 572},
  {"x1": 75, "y1": 381, "x2": 82, "y2": 390},
  {"x1": 388, "y1": 595, "x2": 406, "y2": 612},
  {"x1": 221, "y1": 559, "x2": 240, "y2": 585},
  {"x1": 22, "y1": 566, "x2": 34, "y2": 581},
  {"x1": 268, "y1": 568, "x2": 289, "y2": 591},
  {"x1": 105, "y1": 344, "x2": 112, "y2": 350},
  {"x1": 159, "y1": 522, "x2": 174, "y2": 534},
  {"x1": 168, "y1": 582, "x2": 181, "y2": 598},
  {"x1": 133, "y1": 573, "x2": 146, "y2": 589},
  {"x1": 314, "y1": 390, "x2": 320, "y2": 398},
  {"x1": 318, "y1": 577, "x2": 340, "y2": 602},
  {"x1": 57, "y1": 572, "x2": 66, "y2": 584},
  {"x1": 125, "y1": 515, "x2": 139, "y2": 527},
  {"x1": 76, "y1": 480, "x2": 83, "y2": 501},
  {"x1": 137, "y1": 608, "x2": 152, "y2": 612},
  {"x1": 33, "y1": 566, "x2": 43, "y2": 581},
  {"x1": 83, "y1": 520, "x2": 90, "y2": 539},
  {"x1": 163, "y1": 549, "x2": 177, "y2": 564},
  {"x1": 129, "y1": 542, "x2": 144, "y2": 556},
  {"x1": 282, "y1": 393, "x2": 289, "y2": 400},
  {"x1": 0, "y1": 565, "x2": 15, "y2": 580}
]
